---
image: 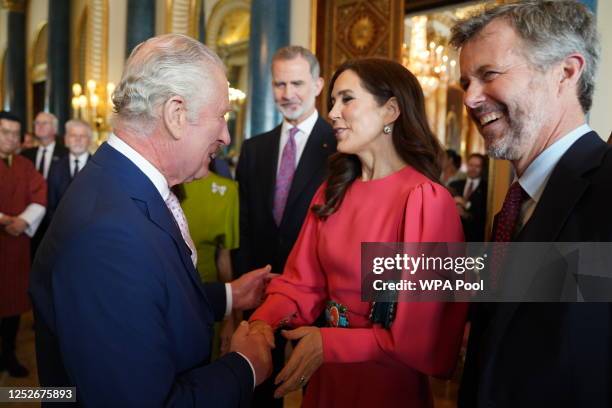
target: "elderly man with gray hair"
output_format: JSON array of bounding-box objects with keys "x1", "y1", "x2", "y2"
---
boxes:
[
  {"x1": 30, "y1": 34, "x2": 275, "y2": 407},
  {"x1": 452, "y1": 1, "x2": 612, "y2": 407},
  {"x1": 45, "y1": 119, "x2": 93, "y2": 220}
]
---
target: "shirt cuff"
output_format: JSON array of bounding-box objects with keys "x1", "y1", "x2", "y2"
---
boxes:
[
  {"x1": 224, "y1": 283, "x2": 233, "y2": 317},
  {"x1": 19, "y1": 203, "x2": 46, "y2": 237},
  {"x1": 235, "y1": 351, "x2": 257, "y2": 389}
]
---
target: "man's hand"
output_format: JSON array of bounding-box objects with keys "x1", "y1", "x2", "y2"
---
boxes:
[
  {"x1": 0, "y1": 215, "x2": 13, "y2": 227},
  {"x1": 273, "y1": 327, "x2": 323, "y2": 399},
  {"x1": 5, "y1": 217, "x2": 28, "y2": 237},
  {"x1": 248, "y1": 320, "x2": 275, "y2": 348},
  {"x1": 219, "y1": 312, "x2": 241, "y2": 356},
  {"x1": 230, "y1": 265, "x2": 278, "y2": 310},
  {"x1": 454, "y1": 196, "x2": 468, "y2": 218},
  {"x1": 230, "y1": 321, "x2": 273, "y2": 386}
]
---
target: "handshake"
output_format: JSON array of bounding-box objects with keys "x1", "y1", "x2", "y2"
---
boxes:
[
  {"x1": 0, "y1": 215, "x2": 28, "y2": 237},
  {"x1": 224, "y1": 266, "x2": 323, "y2": 398}
]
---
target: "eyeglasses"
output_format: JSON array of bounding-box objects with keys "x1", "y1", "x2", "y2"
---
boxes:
[
  {"x1": 34, "y1": 120, "x2": 52, "y2": 126},
  {"x1": 0, "y1": 127, "x2": 21, "y2": 139}
]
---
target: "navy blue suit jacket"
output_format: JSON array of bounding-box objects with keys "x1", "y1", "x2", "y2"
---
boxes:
[
  {"x1": 46, "y1": 154, "x2": 89, "y2": 220},
  {"x1": 29, "y1": 143, "x2": 253, "y2": 407}
]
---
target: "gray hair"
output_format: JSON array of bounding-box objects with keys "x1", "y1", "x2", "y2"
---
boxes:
[
  {"x1": 272, "y1": 45, "x2": 321, "y2": 79},
  {"x1": 112, "y1": 34, "x2": 225, "y2": 130},
  {"x1": 450, "y1": 1, "x2": 600, "y2": 113},
  {"x1": 36, "y1": 112, "x2": 59, "y2": 133},
  {"x1": 65, "y1": 119, "x2": 93, "y2": 139}
]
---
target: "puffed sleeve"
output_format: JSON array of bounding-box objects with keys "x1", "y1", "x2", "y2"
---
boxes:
[
  {"x1": 250, "y1": 186, "x2": 328, "y2": 329},
  {"x1": 320, "y1": 182, "x2": 469, "y2": 377}
]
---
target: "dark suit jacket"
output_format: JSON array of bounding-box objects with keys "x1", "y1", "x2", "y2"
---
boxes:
[
  {"x1": 29, "y1": 143, "x2": 253, "y2": 407},
  {"x1": 46, "y1": 154, "x2": 90, "y2": 220},
  {"x1": 21, "y1": 142, "x2": 68, "y2": 257},
  {"x1": 234, "y1": 115, "x2": 336, "y2": 276},
  {"x1": 449, "y1": 178, "x2": 487, "y2": 241},
  {"x1": 459, "y1": 132, "x2": 612, "y2": 408},
  {"x1": 21, "y1": 142, "x2": 68, "y2": 173}
]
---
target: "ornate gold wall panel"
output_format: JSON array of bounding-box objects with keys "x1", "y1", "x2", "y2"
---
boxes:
[
  {"x1": 317, "y1": 0, "x2": 404, "y2": 112},
  {"x1": 166, "y1": 0, "x2": 200, "y2": 38},
  {"x1": 86, "y1": 0, "x2": 108, "y2": 88}
]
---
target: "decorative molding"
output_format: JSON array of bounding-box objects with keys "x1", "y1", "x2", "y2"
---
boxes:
[
  {"x1": 1, "y1": 0, "x2": 26, "y2": 13},
  {"x1": 86, "y1": 0, "x2": 108, "y2": 87},
  {"x1": 167, "y1": 0, "x2": 199, "y2": 38},
  {"x1": 318, "y1": 0, "x2": 404, "y2": 112},
  {"x1": 206, "y1": 0, "x2": 250, "y2": 51}
]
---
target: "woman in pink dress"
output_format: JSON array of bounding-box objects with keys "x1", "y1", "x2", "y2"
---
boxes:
[{"x1": 249, "y1": 58, "x2": 468, "y2": 407}]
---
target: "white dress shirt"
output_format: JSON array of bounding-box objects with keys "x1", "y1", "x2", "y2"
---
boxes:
[
  {"x1": 69, "y1": 152, "x2": 89, "y2": 177},
  {"x1": 36, "y1": 141, "x2": 56, "y2": 179},
  {"x1": 276, "y1": 110, "x2": 319, "y2": 174},
  {"x1": 516, "y1": 123, "x2": 591, "y2": 231}
]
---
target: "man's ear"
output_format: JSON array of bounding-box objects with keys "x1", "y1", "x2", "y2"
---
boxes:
[
  {"x1": 314, "y1": 77, "x2": 324, "y2": 97},
  {"x1": 383, "y1": 96, "x2": 400, "y2": 124},
  {"x1": 162, "y1": 96, "x2": 187, "y2": 140},
  {"x1": 559, "y1": 53, "x2": 585, "y2": 93}
]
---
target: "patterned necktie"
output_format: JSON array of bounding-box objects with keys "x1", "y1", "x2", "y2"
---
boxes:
[
  {"x1": 489, "y1": 181, "x2": 529, "y2": 290},
  {"x1": 273, "y1": 126, "x2": 299, "y2": 225},
  {"x1": 492, "y1": 181, "x2": 530, "y2": 242},
  {"x1": 38, "y1": 147, "x2": 47, "y2": 175},
  {"x1": 165, "y1": 191, "x2": 197, "y2": 266},
  {"x1": 73, "y1": 158, "x2": 80, "y2": 178}
]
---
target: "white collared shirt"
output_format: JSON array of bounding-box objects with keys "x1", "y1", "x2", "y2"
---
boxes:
[
  {"x1": 277, "y1": 110, "x2": 319, "y2": 174},
  {"x1": 516, "y1": 123, "x2": 591, "y2": 230},
  {"x1": 36, "y1": 141, "x2": 56, "y2": 179},
  {"x1": 106, "y1": 134, "x2": 233, "y2": 317},
  {"x1": 69, "y1": 152, "x2": 89, "y2": 177}
]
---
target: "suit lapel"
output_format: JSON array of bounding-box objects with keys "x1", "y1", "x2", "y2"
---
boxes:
[
  {"x1": 284, "y1": 117, "x2": 330, "y2": 215},
  {"x1": 93, "y1": 144, "x2": 210, "y2": 304},
  {"x1": 517, "y1": 132, "x2": 606, "y2": 242},
  {"x1": 488, "y1": 132, "x2": 608, "y2": 352}
]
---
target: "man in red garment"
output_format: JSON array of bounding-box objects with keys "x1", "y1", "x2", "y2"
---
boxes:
[{"x1": 0, "y1": 111, "x2": 47, "y2": 377}]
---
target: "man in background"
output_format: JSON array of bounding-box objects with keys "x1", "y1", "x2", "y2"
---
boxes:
[
  {"x1": 21, "y1": 112, "x2": 67, "y2": 258},
  {"x1": 46, "y1": 119, "x2": 93, "y2": 220},
  {"x1": 0, "y1": 111, "x2": 46, "y2": 378},
  {"x1": 441, "y1": 148, "x2": 465, "y2": 187},
  {"x1": 235, "y1": 45, "x2": 336, "y2": 407},
  {"x1": 450, "y1": 153, "x2": 487, "y2": 241}
]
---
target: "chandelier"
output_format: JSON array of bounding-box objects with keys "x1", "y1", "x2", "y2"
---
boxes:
[
  {"x1": 71, "y1": 79, "x2": 115, "y2": 143},
  {"x1": 403, "y1": 16, "x2": 458, "y2": 96}
]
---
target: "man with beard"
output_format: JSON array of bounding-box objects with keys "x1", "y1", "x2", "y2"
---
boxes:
[
  {"x1": 234, "y1": 46, "x2": 336, "y2": 407},
  {"x1": 451, "y1": 1, "x2": 612, "y2": 407}
]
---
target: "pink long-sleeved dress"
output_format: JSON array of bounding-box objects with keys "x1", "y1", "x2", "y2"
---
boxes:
[{"x1": 252, "y1": 165, "x2": 468, "y2": 408}]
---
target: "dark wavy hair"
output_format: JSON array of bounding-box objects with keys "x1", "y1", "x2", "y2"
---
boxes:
[{"x1": 312, "y1": 58, "x2": 443, "y2": 219}]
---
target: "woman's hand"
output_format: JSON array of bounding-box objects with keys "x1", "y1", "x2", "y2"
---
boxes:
[{"x1": 273, "y1": 327, "x2": 323, "y2": 399}]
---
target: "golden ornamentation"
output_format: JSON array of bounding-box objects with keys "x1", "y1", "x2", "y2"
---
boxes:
[
  {"x1": 349, "y1": 15, "x2": 375, "y2": 51},
  {"x1": 1, "y1": 0, "x2": 25, "y2": 13}
]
